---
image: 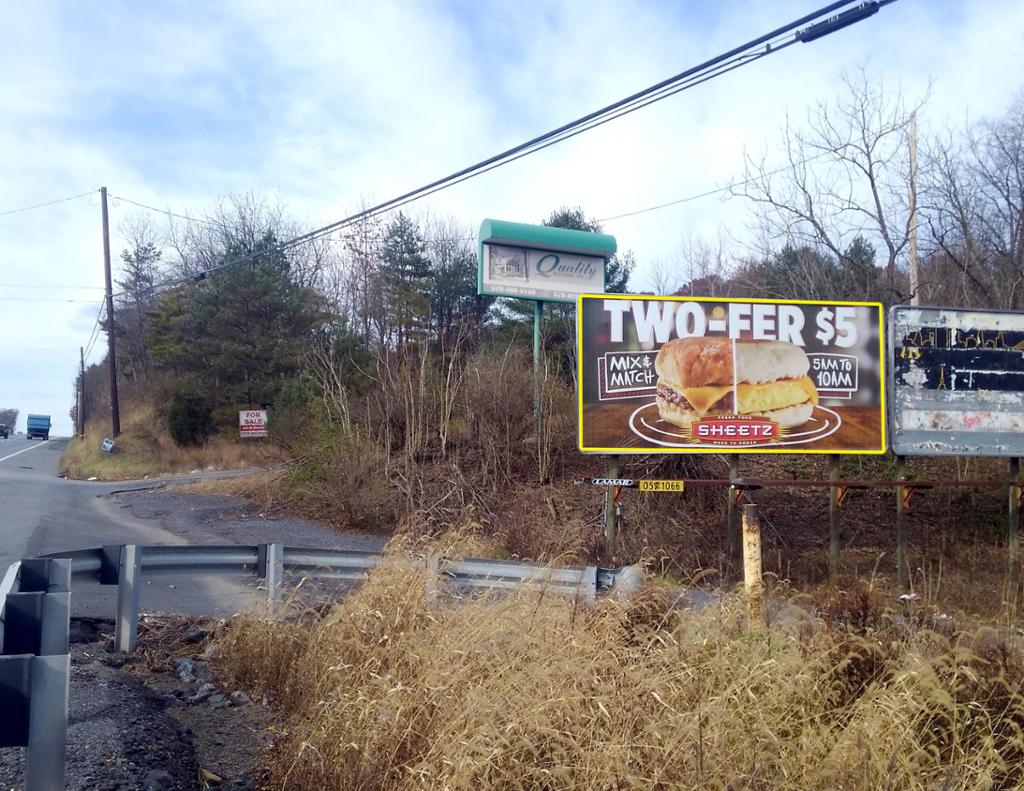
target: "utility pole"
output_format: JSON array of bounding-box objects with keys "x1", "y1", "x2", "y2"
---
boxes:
[
  {"x1": 909, "y1": 113, "x2": 920, "y2": 306},
  {"x1": 100, "y1": 186, "x2": 121, "y2": 436},
  {"x1": 79, "y1": 346, "x2": 86, "y2": 438}
]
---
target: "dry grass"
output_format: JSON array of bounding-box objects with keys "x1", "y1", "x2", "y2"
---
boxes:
[
  {"x1": 59, "y1": 404, "x2": 284, "y2": 480},
  {"x1": 220, "y1": 552, "x2": 1024, "y2": 791}
]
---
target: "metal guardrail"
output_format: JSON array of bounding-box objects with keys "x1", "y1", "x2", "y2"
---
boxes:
[
  {"x1": 0, "y1": 557, "x2": 72, "y2": 791},
  {"x1": 2, "y1": 542, "x2": 609, "y2": 790},
  {"x1": 38, "y1": 544, "x2": 606, "y2": 654}
]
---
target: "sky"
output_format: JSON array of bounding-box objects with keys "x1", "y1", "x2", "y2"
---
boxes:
[{"x1": 1, "y1": 0, "x2": 1023, "y2": 436}]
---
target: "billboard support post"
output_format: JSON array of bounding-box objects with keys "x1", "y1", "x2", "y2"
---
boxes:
[
  {"x1": 727, "y1": 456, "x2": 740, "y2": 559},
  {"x1": 1009, "y1": 457, "x2": 1021, "y2": 593},
  {"x1": 896, "y1": 456, "x2": 908, "y2": 591},
  {"x1": 603, "y1": 457, "x2": 620, "y2": 562},
  {"x1": 828, "y1": 454, "x2": 841, "y2": 580}
]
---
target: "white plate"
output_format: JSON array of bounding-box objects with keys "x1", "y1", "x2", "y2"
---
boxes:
[{"x1": 627, "y1": 402, "x2": 843, "y2": 449}]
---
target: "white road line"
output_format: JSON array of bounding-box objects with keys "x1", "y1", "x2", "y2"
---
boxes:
[{"x1": 0, "y1": 440, "x2": 49, "y2": 464}]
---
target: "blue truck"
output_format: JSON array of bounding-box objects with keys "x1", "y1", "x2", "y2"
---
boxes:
[{"x1": 26, "y1": 414, "x2": 51, "y2": 440}]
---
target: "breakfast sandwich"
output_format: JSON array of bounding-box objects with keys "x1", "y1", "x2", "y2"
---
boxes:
[{"x1": 654, "y1": 337, "x2": 817, "y2": 429}]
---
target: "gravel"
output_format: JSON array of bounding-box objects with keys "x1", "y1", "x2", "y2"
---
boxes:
[
  {"x1": 0, "y1": 630, "x2": 199, "y2": 791},
  {"x1": 108, "y1": 490, "x2": 386, "y2": 553},
  {"x1": 1, "y1": 486, "x2": 381, "y2": 789}
]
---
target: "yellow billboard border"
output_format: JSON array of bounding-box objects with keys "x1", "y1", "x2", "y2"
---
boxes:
[{"x1": 576, "y1": 293, "x2": 887, "y2": 455}]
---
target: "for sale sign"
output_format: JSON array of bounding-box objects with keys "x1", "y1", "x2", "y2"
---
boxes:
[
  {"x1": 239, "y1": 410, "x2": 268, "y2": 439},
  {"x1": 577, "y1": 295, "x2": 886, "y2": 454}
]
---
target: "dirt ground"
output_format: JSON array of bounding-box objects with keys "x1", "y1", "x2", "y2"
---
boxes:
[{"x1": 0, "y1": 616, "x2": 275, "y2": 791}]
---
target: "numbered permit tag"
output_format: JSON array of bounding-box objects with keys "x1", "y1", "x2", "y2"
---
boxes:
[{"x1": 639, "y1": 480, "x2": 685, "y2": 493}]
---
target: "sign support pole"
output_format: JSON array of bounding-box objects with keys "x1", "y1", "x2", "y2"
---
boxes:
[
  {"x1": 604, "y1": 457, "x2": 620, "y2": 561},
  {"x1": 1009, "y1": 457, "x2": 1021, "y2": 594},
  {"x1": 896, "y1": 455, "x2": 908, "y2": 591},
  {"x1": 533, "y1": 300, "x2": 543, "y2": 434},
  {"x1": 727, "y1": 455, "x2": 740, "y2": 559},
  {"x1": 828, "y1": 454, "x2": 841, "y2": 581}
]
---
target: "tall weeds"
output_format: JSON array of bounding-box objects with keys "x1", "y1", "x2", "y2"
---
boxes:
[{"x1": 221, "y1": 559, "x2": 1024, "y2": 790}]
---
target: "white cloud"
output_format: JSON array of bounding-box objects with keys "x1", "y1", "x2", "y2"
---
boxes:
[{"x1": 1, "y1": 0, "x2": 1022, "y2": 435}]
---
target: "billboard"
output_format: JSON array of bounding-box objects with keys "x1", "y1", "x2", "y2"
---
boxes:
[
  {"x1": 889, "y1": 306, "x2": 1024, "y2": 456},
  {"x1": 577, "y1": 295, "x2": 886, "y2": 454}
]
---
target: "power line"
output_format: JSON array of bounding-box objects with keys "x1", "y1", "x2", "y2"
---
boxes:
[
  {"x1": 114, "y1": 0, "x2": 892, "y2": 301},
  {"x1": 596, "y1": 150, "x2": 837, "y2": 222},
  {"x1": 0, "y1": 297, "x2": 103, "y2": 304},
  {"x1": 82, "y1": 303, "x2": 105, "y2": 363},
  {"x1": 108, "y1": 194, "x2": 229, "y2": 229},
  {"x1": 0, "y1": 283, "x2": 105, "y2": 291},
  {"x1": 0, "y1": 190, "x2": 95, "y2": 218}
]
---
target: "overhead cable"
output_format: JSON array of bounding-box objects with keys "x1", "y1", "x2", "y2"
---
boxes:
[
  {"x1": 0, "y1": 190, "x2": 95, "y2": 218},
  {"x1": 117, "y1": 0, "x2": 891, "y2": 300}
]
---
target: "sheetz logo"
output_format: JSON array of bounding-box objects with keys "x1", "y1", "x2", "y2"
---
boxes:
[{"x1": 692, "y1": 416, "x2": 779, "y2": 446}]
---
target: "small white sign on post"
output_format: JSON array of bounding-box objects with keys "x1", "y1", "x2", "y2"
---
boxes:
[{"x1": 239, "y1": 410, "x2": 268, "y2": 439}]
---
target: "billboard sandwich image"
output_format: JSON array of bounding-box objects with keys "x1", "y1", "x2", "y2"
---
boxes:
[{"x1": 578, "y1": 295, "x2": 886, "y2": 454}]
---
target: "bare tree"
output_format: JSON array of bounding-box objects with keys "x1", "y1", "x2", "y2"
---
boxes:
[
  {"x1": 922, "y1": 92, "x2": 1024, "y2": 309},
  {"x1": 737, "y1": 69, "x2": 927, "y2": 301}
]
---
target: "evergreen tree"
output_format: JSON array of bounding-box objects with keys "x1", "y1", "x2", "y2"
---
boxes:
[
  {"x1": 148, "y1": 232, "x2": 328, "y2": 414},
  {"x1": 542, "y1": 206, "x2": 634, "y2": 293},
  {"x1": 381, "y1": 212, "x2": 432, "y2": 346},
  {"x1": 115, "y1": 241, "x2": 162, "y2": 381}
]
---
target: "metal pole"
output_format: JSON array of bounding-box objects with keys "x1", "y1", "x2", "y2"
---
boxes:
[
  {"x1": 604, "y1": 457, "x2": 620, "y2": 561},
  {"x1": 24, "y1": 654, "x2": 70, "y2": 791},
  {"x1": 425, "y1": 553, "x2": 440, "y2": 610},
  {"x1": 828, "y1": 454, "x2": 841, "y2": 580},
  {"x1": 1009, "y1": 457, "x2": 1021, "y2": 594},
  {"x1": 896, "y1": 455, "x2": 908, "y2": 591},
  {"x1": 727, "y1": 455, "x2": 740, "y2": 559},
  {"x1": 114, "y1": 545, "x2": 140, "y2": 652},
  {"x1": 100, "y1": 187, "x2": 121, "y2": 437},
  {"x1": 258, "y1": 543, "x2": 283, "y2": 606},
  {"x1": 533, "y1": 299, "x2": 543, "y2": 434},
  {"x1": 742, "y1": 504, "x2": 764, "y2": 626}
]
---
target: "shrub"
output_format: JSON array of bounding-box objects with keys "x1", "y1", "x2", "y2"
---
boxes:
[
  {"x1": 286, "y1": 427, "x2": 397, "y2": 531},
  {"x1": 168, "y1": 389, "x2": 214, "y2": 447}
]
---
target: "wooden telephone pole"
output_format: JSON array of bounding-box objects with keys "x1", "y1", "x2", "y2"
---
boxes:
[
  {"x1": 100, "y1": 187, "x2": 121, "y2": 436},
  {"x1": 909, "y1": 113, "x2": 920, "y2": 306},
  {"x1": 79, "y1": 346, "x2": 86, "y2": 438}
]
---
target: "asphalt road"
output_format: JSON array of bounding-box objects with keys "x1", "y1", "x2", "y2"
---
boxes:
[{"x1": 0, "y1": 436, "x2": 279, "y2": 617}]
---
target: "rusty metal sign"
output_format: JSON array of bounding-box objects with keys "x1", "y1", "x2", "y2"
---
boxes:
[{"x1": 889, "y1": 306, "x2": 1024, "y2": 456}]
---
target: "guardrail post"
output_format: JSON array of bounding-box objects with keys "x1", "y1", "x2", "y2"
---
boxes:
[
  {"x1": 828, "y1": 454, "x2": 841, "y2": 581},
  {"x1": 258, "y1": 543, "x2": 283, "y2": 604},
  {"x1": 0, "y1": 655, "x2": 31, "y2": 750},
  {"x1": 896, "y1": 456, "x2": 908, "y2": 591},
  {"x1": 425, "y1": 554, "x2": 440, "y2": 609},
  {"x1": 115, "y1": 545, "x2": 141, "y2": 653},
  {"x1": 583, "y1": 566, "x2": 598, "y2": 601},
  {"x1": 24, "y1": 653, "x2": 70, "y2": 791},
  {"x1": 742, "y1": 504, "x2": 764, "y2": 627},
  {"x1": 1010, "y1": 457, "x2": 1021, "y2": 595}
]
